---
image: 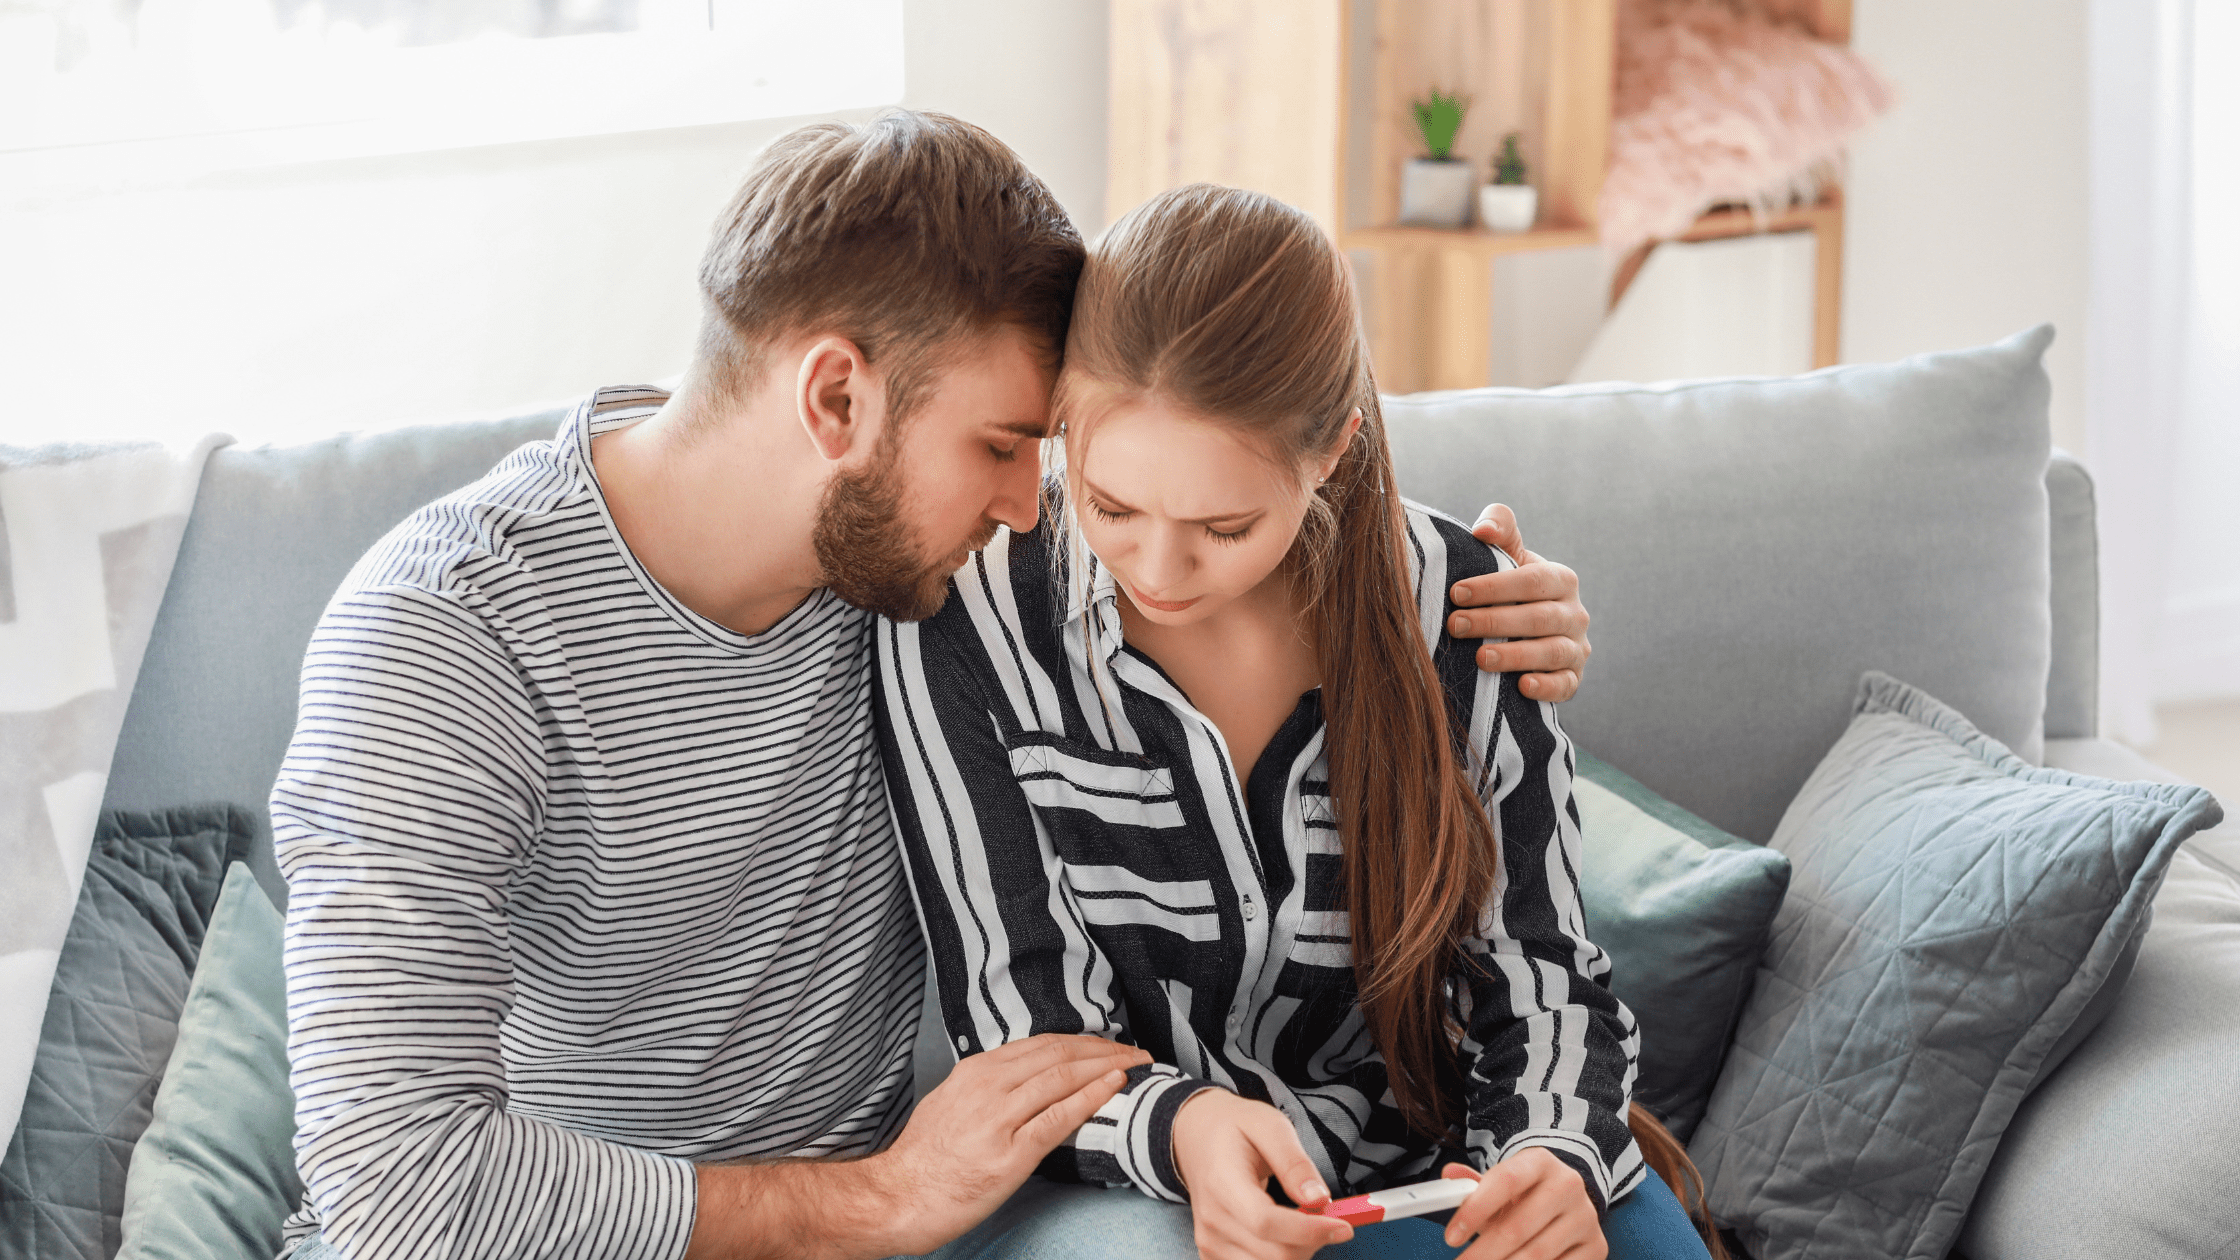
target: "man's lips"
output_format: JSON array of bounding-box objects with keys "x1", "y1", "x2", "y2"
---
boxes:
[{"x1": 1129, "y1": 585, "x2": 1200, "y2": 613}]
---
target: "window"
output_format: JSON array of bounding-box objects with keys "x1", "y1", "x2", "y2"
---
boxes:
[{"x1": 0, "y1": 0, "x2": 903, "y2": 177}]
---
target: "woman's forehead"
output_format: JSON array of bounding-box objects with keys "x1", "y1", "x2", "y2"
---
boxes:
[{"x1": 1076, "y1": 400, "x2": 1299, "y2": 511}]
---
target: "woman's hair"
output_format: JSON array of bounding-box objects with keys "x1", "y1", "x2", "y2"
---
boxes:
[{"x1": 1050, "y1": 183, "x2": 1495, "y2": 1140}]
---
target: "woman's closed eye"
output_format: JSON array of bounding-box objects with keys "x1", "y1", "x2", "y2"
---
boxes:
[{"x1": 1085, "y1": 497, "x2": 1136, "y2": 525}]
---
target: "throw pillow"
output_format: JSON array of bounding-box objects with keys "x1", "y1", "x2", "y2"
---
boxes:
[
  {"x1": 1691, "y1": 673, "x2": 2224, "y2": 1260},
  {"x1": 1573, "y1": 751, "x2": 1791, "y2": 1142},
  {"x1": 0, "y1": 806, "x2": 253, "y2": 1260},
  {"x1": 116, "y1": 864, "x2": 301, "y2": 1260}
]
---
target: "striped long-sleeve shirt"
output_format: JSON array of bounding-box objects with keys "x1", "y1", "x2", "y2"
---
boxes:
[
  {"x1": 271, "y1": 387, "x2": 922, "y2": 1260},
  {"x1": 874, "y1": 504, "x2": 1644, "y2": 1210}
]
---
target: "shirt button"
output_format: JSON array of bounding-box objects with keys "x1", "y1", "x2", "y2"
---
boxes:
[
  {"x1": 1242, "y1": 894, "x2": 1258, "y2": 921},
  {"x1": 956, "y1": 1034, "x2": 970, "y2": 1052}
]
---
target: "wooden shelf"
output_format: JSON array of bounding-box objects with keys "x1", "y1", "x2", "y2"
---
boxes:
[
  {"x1": 1340, "y1": 224, "x2": 1601, "y2": 256},
  {"x1": 1107, "y1": 0, "x2": 1855, "y2": 392}
]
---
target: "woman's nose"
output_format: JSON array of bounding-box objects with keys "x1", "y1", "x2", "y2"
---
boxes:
[{"x1": 1134, "y1": 528, "x2": 1193, "y2": 595}]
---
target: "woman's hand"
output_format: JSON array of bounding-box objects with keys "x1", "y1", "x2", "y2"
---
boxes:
[
  {"x1": 1172, "y1": 1090, "x2": 1352, "y2": 1260},
  {"x1": 1439, "y1": 1149, "x2": 1608, "y2": 1260}
]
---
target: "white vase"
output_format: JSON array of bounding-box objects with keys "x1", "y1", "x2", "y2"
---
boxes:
[
  {"x1": 1478, "y1": 183, "x2": 1539, "y2": 232},
  {"x1": 1398, "y1": 158, "x2": 1475, "y2": 228}
]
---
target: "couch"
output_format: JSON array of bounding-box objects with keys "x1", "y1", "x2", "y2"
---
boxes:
[{"x1": 50, "y1": 327, "x2": 2239, "y2": 1258}]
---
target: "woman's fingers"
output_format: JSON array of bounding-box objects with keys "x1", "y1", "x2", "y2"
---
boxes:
[
  {"x1": 1445, "y1": 1159, "x2": 1526, "y2": 1247},
  {"x1": 1449, "y1": 1151, "x2": 1606, "y2": 1260},
  {"x1": 1240, "y1": 1105, "x2": 1331, "y2": 1209},
  {"x1": 1459, "y1": 1175, "x2": 1575, "y2": 1260}
]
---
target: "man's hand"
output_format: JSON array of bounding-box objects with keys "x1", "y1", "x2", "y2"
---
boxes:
[
  {"x1": 1171, "y1": 1090, "x2": 1352, "y2": 1260},
  {"x1": 1439, "y1": 1149, "x2": 1607, "y2": 1260},
  {"x1": 1449, "y1": 504, "x2": 1591, "y2": 702},
  {"x1": 686, "y1": 1033, "x2": 1148, "y2": 1260}
]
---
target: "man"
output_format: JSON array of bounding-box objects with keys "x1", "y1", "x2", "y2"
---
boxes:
[{"x1": 273, "y1": 110, "x2": 1592, "y2": 1260}]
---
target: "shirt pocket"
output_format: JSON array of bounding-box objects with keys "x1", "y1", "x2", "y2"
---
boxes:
[{"x1": 1005, "y1": 732, "x2": 1220, "y2": 946}]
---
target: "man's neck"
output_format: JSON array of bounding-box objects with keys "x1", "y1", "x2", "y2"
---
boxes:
[{"x1": 591, "y1": 371, "x2": 827, "y2": 636}]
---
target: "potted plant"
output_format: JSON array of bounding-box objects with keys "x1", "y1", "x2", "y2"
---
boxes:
[
  {"x1": 1398, "y1": 88, "x2": 1474, "y2": 228},
  {"x1": 1479, "y1": 131, "x2": 1537, "y2": 231}
]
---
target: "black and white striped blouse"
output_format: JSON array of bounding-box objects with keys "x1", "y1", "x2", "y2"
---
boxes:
[
  {"x1": 875, "y1": 504, "x2": 1645, "y2": 1211},
  {"x1": 272, "y1": 387, "x2": 922, "y2": 1260}
]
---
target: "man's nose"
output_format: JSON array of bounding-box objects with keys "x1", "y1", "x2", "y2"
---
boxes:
[{"x1": 987, "y1": 446, "x2": 1041, "y2": 534}]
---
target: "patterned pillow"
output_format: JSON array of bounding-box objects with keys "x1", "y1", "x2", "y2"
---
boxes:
[
  {"x1": 0, "y1": 807, "x2": 253, "y2": 1260},
  {"x1": 1691, "y1": 674, "x2": 2223, "y2": 1260}
]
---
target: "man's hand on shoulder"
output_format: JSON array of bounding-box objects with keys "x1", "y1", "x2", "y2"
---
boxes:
[
  {"x1": 1447, "y1": 504, "x2": 1591, "y2": 702},
  {"x1": 686, "y1": 1033, "x2": 1147, "y2": 1260}
]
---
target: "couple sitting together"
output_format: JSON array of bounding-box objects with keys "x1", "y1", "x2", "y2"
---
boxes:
[{"x1": 271, "y1": 110, "x2": 1713, "y2": 1260}]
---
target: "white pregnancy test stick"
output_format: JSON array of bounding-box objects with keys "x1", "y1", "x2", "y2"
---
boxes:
[{"x1": 1313, "y1": 1176, "x2": 1478, "y2": 1226}]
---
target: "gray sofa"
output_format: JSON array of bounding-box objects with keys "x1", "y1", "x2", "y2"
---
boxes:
[{"x1": 88, "y1": 329, "x2": 2238, "y2": 1258}]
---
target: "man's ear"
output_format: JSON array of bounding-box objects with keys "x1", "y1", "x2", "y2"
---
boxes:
[{"x1": 796, "y1": 335, "x2": 884, "y2": 462}]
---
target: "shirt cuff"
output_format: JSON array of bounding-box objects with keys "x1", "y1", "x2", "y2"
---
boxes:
[
  {"x1": 1100, "y1": 1065, "x2": 1217, "y2": 1203},
  {"x1": 1482, "y1": 1128, "x2": 1616, "y2": 1217}
]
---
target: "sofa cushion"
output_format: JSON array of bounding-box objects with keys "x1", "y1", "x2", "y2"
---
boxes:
[
  {"x1": 1690, "y1": 672, "x2": 2223, "y2": 1260},
  {"x1": 1384, "y1": 326, "x2": 2056, "y2": 842},
  {"x1": 116, "y1": 865, "x2": 300, "y2": 1260},
  {"x1": 1573, "y1": 750, "x2": 1790, "y2": 1143},
  {"x1": 99, "y1": 411, "x2": 565, "y2": 903},
  {"x1": 0, "y1": 806, "x2": 252, "y2": 1260},
  {"x1": 1955, "y1": 846, "x2": 2240, "y2": 1260}
]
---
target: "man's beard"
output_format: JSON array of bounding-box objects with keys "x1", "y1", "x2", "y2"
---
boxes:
[{"x1": 812, "y1": 439, "x2": 996, "y2": 622}]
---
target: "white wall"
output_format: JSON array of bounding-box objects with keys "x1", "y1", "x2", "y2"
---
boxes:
[
  {"x1": 0, "y1": 0, "x2": 1112, "y2": 447},
  {"x1": 1843, "y1": 0, "x2": 2091, "y2": 454},
  {"x1": 5, "y1": 1, "x2": 2097, "y2": 452}
]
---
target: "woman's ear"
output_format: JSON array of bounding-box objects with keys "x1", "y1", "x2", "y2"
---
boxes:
[
  {"x1": 1319, "y1": 408, "x2": 1364, "y2": 482},
  {"x1": 796, "y1": 335, "x2": 881, "y2": 462}
]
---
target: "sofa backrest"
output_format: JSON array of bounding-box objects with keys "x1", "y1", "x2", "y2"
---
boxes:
[
  {"x1": 1387, "y1": 327, "x2": 2060, "y2": 841},
  {"x1": 101, "y1": 330, "x2": 2082, "y2": 896},
  {"x1": 101, "y1": 410, "x2": 565, "y2": 903}
]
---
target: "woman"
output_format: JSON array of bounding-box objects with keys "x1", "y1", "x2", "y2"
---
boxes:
[{"x1": 875, "y1": 185, "x2": 1714, "y2": 1260}]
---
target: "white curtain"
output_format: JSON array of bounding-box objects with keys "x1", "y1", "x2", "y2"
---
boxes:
[{"x1": 2090, "y1": 0, "x2": 2240, "y2": 745}]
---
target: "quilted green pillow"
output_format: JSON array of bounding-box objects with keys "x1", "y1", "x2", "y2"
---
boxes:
[
  {"x1": 0, "y1": 806, "x2": 251, "y2": 1260},
  {"x1": 1574, "y1": 752, "x2": 1792, "y2": 1142},
  {"x1": 116, "y1": 865, "x2": 300, "y2": 1260},
  {"x1": 1692, "y1": 672, "x2": 2224, "y2": 1260}
]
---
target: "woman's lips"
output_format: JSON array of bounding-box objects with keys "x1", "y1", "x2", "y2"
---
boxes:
[{"x1": 1129, "y1": 585, "x2": 1200, "y2": 613}]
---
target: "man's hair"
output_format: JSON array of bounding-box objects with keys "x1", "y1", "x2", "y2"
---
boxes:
[{"x1": 695, "y1": 109, "x2": 1085, "y2": 421}]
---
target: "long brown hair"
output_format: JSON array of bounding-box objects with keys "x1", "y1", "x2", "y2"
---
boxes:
[
  {"x1": 1051, "y1": 184, "x2": 1494, "y2": 1140},
  {"x1": 1051, "y1": 185, "x2": 1727, "y2": 1258}
]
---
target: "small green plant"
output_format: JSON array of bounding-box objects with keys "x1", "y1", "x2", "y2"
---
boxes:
[
  {"x1": 1491, "y1": 131, "x2": 1528, "y2": 185},
  {"x1": 1410, "y1": 89, "x2": 1468, "y2": 161}
]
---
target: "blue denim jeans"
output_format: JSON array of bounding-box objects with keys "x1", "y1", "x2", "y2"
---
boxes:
[
  {"x1": 914, "y1": 1168, "x2": 1713, "y2": 1259},
  {"x1": 287, "y1": 1169, "x2": 1712, "y2": 1260}
]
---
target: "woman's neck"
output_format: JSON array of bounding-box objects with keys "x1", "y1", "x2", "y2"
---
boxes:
[{"x1": 1117, "y1": 568, "x2": 1320, "y2": 783}]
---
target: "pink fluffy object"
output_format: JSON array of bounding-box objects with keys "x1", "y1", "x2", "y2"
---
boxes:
[{"x1": 1601, "y1": 0, "x2": 1894, "y2": 257}]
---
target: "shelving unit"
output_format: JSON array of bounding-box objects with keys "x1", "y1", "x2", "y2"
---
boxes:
[{"x1": 1106, "y1": 0, "x2": 1855, "y2": 393}]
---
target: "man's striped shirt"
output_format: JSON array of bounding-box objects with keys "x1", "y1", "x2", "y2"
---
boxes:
[
  {"x1": 875, "y1": 505, "x2": 1645, "y2": 1210},
  {"x1": 272, "y1": 387, "x2": 921, "y2": 1260}
]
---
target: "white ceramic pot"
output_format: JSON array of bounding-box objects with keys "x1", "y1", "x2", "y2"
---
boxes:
[
  {"x1": 1398, "y1": 158, "x2": 1475, "y2": 228},
  {"x1": 1478, "y1": 183, "x2": 1538, "y2": 232}
]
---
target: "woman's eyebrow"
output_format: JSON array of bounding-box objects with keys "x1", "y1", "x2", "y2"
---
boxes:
[{"x1": 1080, "y1": 478, "x2": 1263, "y2": 526}]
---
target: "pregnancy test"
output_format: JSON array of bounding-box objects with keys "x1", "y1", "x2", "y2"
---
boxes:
[{"x1": 1313, "y1": 1176, "x2": 1477, "y2": 1226}]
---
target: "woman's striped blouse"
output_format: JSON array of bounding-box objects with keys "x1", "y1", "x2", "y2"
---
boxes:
[{"x1": 873, "y1": 502, "x2": 1646, "y2": 1211}]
